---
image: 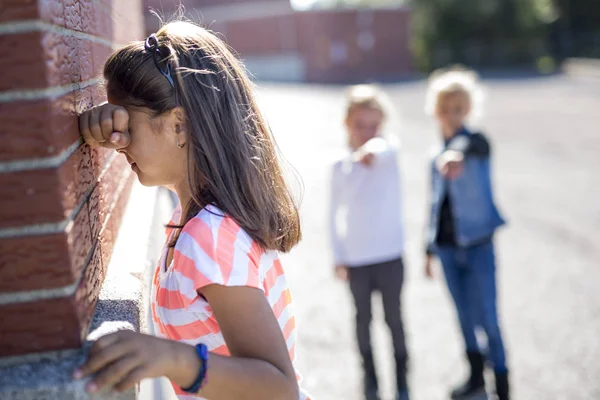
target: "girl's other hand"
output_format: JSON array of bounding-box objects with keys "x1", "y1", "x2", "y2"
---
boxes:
[
  {"x1": 79, "y1": 103, "x2": 131, "y2": 149},
  {"x1": 73, "y1": 330, "x2": 182, "y2": 393},
  {"x1": 335, "y1": 265, "x2": 349, "y2": 281}
]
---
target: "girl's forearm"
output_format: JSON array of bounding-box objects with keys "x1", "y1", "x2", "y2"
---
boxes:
[{"x1": 168, "y1": 341, "x2": 299, "y2": 400}]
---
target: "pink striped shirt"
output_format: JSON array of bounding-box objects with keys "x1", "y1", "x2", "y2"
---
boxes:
[{"x1": 150, "y1": 204, "x2": 309, "y2": 399}]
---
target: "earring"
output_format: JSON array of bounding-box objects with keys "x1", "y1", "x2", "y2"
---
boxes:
[{"x1": 176, "y1": 139, "x2": 184, "y2": 148}]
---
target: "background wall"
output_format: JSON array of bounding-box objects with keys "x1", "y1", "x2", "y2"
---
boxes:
[
  {"x1": 143, "y1": 0, "x2": 412, "y2": 82},
  {"x1": 0, "y1": 0, "x2": 144, "y2": 358}
]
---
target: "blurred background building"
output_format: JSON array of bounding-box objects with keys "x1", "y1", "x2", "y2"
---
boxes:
[
  {"x1": 143, "y1": 0, "x2": 600, "y2": 82},
  {"x1": 144, "y1": 0, "x2": 412, "y2": 82}
]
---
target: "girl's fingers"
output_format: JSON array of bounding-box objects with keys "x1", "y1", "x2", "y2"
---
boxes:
[
  {"x1": 86, "y1": 356, "x2": 141, "y2": 393},
  {"x1": 79, "y1": 112, "x2": 95, "y2": 146},
  {"x1": 99, "y1": 106, "x2": 115, "y2": 142},
  {"x1": 77, "y1": 335, "x2": 132, "y2": 377},
  {"x1": 112, "y1": 107, "x2": 129, "y2": 136},
  {"x1": 88, "y1": 108, "x2": 106, "y2": 144},
  {"x1": 109, "y1": 131, "x2": 131, "y2": 148},
  {"x1": 114, "y1": 367, "x2": 149, "y2": 392},
  {"x1": 88, "y1": 331, "x2": 122, "y2": 357}
]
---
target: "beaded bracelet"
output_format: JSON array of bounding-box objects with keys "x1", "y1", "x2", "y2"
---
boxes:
[{"x1": 181, "y1": 343, "x2": 209, "y2": 394}]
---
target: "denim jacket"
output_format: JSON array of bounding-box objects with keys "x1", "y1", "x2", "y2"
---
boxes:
[{"x1": 426, "y1": 129, "x2": 506, "y2": 251}]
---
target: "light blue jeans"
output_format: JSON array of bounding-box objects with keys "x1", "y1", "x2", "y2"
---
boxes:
[{"x1": 437, "y1": 241, "x2": 507, "y2": 373}]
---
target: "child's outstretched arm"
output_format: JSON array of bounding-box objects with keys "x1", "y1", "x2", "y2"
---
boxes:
[
  {"x1": 437, "y1": 133, "x2": 490, "y2": 179},
  {"x1": 351, "y1": 136, "x2": 397, "y2": 166},
  {"x1": 75, "y1": 285, "x2": 299, "y2": 400}
]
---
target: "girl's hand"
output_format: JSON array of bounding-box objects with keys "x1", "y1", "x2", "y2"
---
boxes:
[
  {"x1": 436, "y1": 150, "x2": 464, "y2": 180},
  {"x1": 335, "y1": 264, "x2": 349, "y2": 281},
  {"x1": 79, "y1": 103, "x2": 131, "y2": 149},
  {"x1": 74, "y1": 330, "x2": 181, "y2": 393}
]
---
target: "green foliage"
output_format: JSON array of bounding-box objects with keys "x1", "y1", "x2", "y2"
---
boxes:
[
  {"x1": 304, "y1": 0, "x2": 600, "y2": 69},
  {"x1": 410, "y1": 0, "x2": 557, "y2": 71}
]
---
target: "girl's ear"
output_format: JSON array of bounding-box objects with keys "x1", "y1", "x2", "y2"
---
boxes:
[
  {"x1": 169, "y1": 106, "x2": 187, "y2": 147},
  {"x1": 172, "y1": 106, "x2": 187, "y2": 128}
]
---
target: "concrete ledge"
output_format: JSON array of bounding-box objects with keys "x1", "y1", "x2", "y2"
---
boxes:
[
  {"x1": 0, "y1": 275, "x2": 142, "y2": 399},
  {"x1": 0, "y1": 182, "x2": 161, "y2": 400}
]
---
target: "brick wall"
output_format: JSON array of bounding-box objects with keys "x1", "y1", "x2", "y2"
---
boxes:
[
  {"x1": 213, "y1": 8, "x2": 412, "y2": 82},
  {"x1": 295, "y1": 9, "x2": 412, "y2": 82},
  {"x1": 0, "y1": 0, "x2": 143, "y2": 357}
]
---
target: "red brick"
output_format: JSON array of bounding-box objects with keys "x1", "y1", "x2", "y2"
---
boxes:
[
  {"x1": 74, "y1": 241, "x2": 105, "y2": 340},
  {"x1": 0, "y1": 165, "x2": 133, "y2": 353},
  {"x1": 39, "y1": 31, "x2": 82, "y2": 88},
  {"x1": 98, "y1": 174, "x2": 134, "y2": 269},
  {"x1": 0, "y1": 94, "x2": 76, "y2": 161},
  {"x1": 87, "y1": 155, "x2": 132, "y2": 240},
  {"x1": 0, "y1": 168, "x2": 62, "y2": 228},
  {"x1": 73, "y1": 84, "x2": 94, "y2": 116},
  {"x1": 0, "y1": 32, "x2": 46, "y2": 91},
  {"x1": 0, "y1": 81, "x2": 109, "y2": 161},
  {"x1": 63, "y1": 0, "x2": 82, "y2": 32},
  {"x1": 0, "y1": 235, "x2": 69, "y2": 292},
  {"x1": 294, "y1": 9, "x2": 412, "y2": 82},
  {"x1": 0, "y1": 242, "x2": 105, "y2": 357},
  {"x1": 0, "y1": 0, "x2": 65, "y2": 25},
  {"x1": 224, "y1": 14, "x2": 295, "y2": 56},
  {"x1": 58, "y1": 143, "x2": 95, "y2": 218},
  {"x1": 0, "y1": 144, "x2": 93, "y2": 229},
  {"x1": 92, "y1": 42, "x2": 114, "y2": 80},
  {"x1": 80, "y1": 0, "x2": 114, "y2": 40},
  {"x1": 0, "y1": 206, "x2": 92, "y2": 292},
  {"x1": 90, "y1": 80, "x2": 108, "y2": 106},
  {"x1": 73, "y1": 81, "x2": 108, "y2": 114},
  {"x1": 0, "y1": 0, "x2": 145, "y2": 359},
  {"x1": 0, "y1": 296, "x2": 81, "y2": 356},
  {"x1": 0, "y1": 31, "x2": 112, "y2": 92},
  {"x1": 63, "y1": 0, "x2": 112, "y2": 41}
]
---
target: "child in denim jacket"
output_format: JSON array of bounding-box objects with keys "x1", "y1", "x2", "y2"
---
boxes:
[{"x1": 423, "y1": 67, "x2": 509, "y2": 400}]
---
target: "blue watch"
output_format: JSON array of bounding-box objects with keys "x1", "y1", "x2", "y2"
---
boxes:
[{"x1": 181, "y1": 343, "x2": 209, "y2": 393}]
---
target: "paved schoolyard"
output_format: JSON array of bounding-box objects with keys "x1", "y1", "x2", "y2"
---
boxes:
[{"x1": 255, "y1": 74, "x2": 600, "y2": 400}]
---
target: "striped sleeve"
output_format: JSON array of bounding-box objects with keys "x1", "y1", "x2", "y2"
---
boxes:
[{"x1": 172, "y1": 211, "x2": 265, "y2": 293}]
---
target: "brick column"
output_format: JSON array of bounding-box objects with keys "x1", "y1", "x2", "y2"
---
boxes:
[{"x1": 0, "y1": 0, "x2": 143, "y2": 358}]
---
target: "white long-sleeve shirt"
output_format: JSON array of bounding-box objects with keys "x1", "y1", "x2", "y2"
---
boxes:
[{"x1": 329, "y1": 137, "x2": 405, "y2": 267}]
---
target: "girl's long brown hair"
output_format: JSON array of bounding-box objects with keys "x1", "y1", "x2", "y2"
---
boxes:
[{"x1": 103, "y1": 20, "x2": 301, "y2": 252}]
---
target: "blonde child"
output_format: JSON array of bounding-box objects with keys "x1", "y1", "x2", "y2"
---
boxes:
[
  {"x1": 423, "y1": 67, "x2": 509, "y2": 400},
  {"x1": 329, "y1": 85, "x2": 409, "y2": 400},
  {"x1": 76, "y1": 20, "x2": 310, "y2": 400}
]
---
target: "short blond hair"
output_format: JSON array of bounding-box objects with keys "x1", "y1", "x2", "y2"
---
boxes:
[
  {"x1": 425, "y1": 65, "x2": 484, "y2": 120},
  {"x1": 346, "y1": 84, "x2": 388, "y2": 119}
]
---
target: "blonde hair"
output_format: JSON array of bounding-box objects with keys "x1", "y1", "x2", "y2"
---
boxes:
[
  {"x1": 425, "y1": 65, "x2": 484, "y2": 121},
  {"x1": 345, "y1": 84, "x2": 401, "y2": 135},
  {"x1": 346, "y1": 84, "x2": 389, "y2": 118}
]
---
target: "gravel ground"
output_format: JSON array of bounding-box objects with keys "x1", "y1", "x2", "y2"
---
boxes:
[{"x1": 255, "y1": 74, "x2": 600, "y2": 400}]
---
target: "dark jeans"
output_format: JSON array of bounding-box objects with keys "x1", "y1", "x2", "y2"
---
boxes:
[
  {"x1": 348, "y1": 257, "x2": 408, "y2": 361},
  {"x1": 437, "y1": 242, "x2": 507, "y2": 372}
]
